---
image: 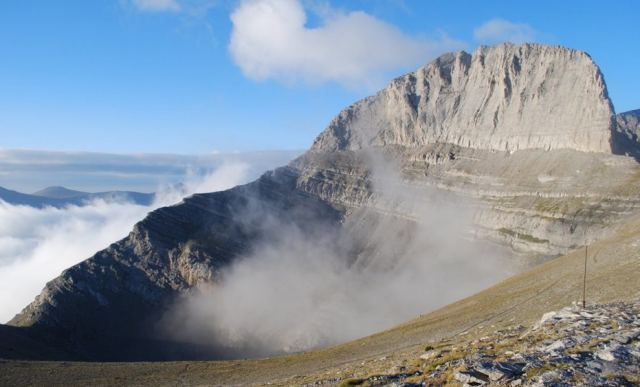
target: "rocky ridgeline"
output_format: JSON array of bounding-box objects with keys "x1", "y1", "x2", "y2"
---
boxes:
[
  {"x1": 329, "y1": 300, "x2": 640, "y2": 386},
  {"x1": 617, "y1": 109, "x2": 640, "y2": 151},
  {"x1": 313, "y1": 43, "x2": 615, "y2": 154},
  {"x1": 301, "y1": 43, "x2": 640, "y2": 259}
]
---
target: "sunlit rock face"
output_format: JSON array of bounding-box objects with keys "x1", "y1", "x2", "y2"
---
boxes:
[{"x1": 313, "y1": 43, "x2": 615, "y2": 154}]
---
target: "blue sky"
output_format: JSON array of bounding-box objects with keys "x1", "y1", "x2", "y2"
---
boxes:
[{"x1": 1, "y1": 0, "x2": 638, "y2": 154}]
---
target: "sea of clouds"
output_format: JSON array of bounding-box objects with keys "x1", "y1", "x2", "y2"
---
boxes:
[{"x1": 0, "y1": 150, "x2": 297, "y2": 323}]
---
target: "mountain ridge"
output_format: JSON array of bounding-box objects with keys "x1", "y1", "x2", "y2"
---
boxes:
[
  {"x1": 0, "y1": 185, "x2": 155, "y2": 208},
  {"x1": 32, "y1": 186, "x2": 89, "y2": 199},
  {"x1": 5, "y1": 43, "x2": 640, "y2": 363},
  {"x1": 313, "y1": 43, "x2": 616, "y2": 154}
]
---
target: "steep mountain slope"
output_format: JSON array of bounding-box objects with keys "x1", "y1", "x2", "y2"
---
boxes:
[
  {"x1": 616, "y1": 109, "x2": 640, "y2": 137},
  {"x1": 8, "y1": 170, "x2": 342, "y2": 360},
  {"x1": 2, "y1": 206, "x2": 639, "y2": 385},
  {"x1": 615, "y1": 109, "x2": 640, "y2": 158},
  {"x1": 5, "y1": 43, "x2": 640, "y2": 362}
]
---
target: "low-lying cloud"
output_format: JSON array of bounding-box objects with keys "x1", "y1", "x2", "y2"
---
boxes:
[
  {"x1": 0, "y1": 200, "x2": 152, "y2": 323},
  {"x1": 0, "y1": 162, "x2": 254, "y2": 323},
  {"x1": 161, "y1": 153, "x2": 517, "y2": 357},
  {"x1": 229, "y1": 0, "x2": 465, "y2": 89}
]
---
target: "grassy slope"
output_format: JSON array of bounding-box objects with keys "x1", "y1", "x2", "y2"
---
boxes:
[{"x1": 2, "y1": 214, "x2": 640, "y2": 386}]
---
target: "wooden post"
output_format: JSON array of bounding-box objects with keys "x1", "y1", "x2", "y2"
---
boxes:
[{"x1": 582, "y1": 243, "x2": 588, "y2": 308}]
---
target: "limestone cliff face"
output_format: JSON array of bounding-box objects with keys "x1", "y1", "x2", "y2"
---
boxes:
[{"x1": 313, "y1": 43, "x2": 615, "y2": 153}]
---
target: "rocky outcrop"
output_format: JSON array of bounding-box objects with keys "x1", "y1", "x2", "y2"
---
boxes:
[
  {"x1": 617, "y1": 109, "x2": 640, "y2": 137},
  {"x1": 330, "y1": 300, "x2": 640, "y2": 386},
  {"x1": 612, "y1": 109, "x2": 640, "y2": 158},
  {"x1": 313, "y1": 43, "x2": 615, "y2": 154}
]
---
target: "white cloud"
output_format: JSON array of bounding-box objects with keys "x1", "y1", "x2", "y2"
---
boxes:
[
  {"x1": 153, "y1": 162, "x2": 251, "y2": 205},
  {"x1": 130, "y1": 0, "x2": 181, "y2": 12},
  {"x1": 229, "y1": 0, "x2": 465, "y2": 88},
  {"x1": 474, "y1": 18, "x2": 537, "y2": 44},
  {"x1": 0, "y1": 201, "x2": 152, "y2": 323},
  {"x1": 126, "y1": 0, "x2": 220, "y2": 15},
  {"x1": 0, "y1": 163, "x2": 254, "y2": 323}
]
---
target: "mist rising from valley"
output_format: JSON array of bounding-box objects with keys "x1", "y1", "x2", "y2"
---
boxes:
[{"x1": 161, "y1": 152, "x2": 517, "y2": 358}]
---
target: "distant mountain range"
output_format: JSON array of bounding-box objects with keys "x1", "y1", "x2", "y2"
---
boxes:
[{"x1": 0, "y1": 185, "x2": 155, "y2": 208}]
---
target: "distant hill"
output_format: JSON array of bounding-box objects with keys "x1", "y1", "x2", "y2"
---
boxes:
[
  {"x1": 0, "y1": 186, "x2": 155, "y2": 208},
  {"x1": 0, "y1": 187, "x2": 65, "y2": 208},
  {"x1": 32, "y1": 186, "x2": 90, "y2": 199}
]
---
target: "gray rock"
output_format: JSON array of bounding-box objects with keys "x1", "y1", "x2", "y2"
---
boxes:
[
  {"x1": 613, "y1": 333, "x2": 632, "y2": 344},
  {"x1": 543, "y1": 340, "x2": 566, "y2": 353},
  {"x1": 474, "y1": 365, "x2": 504, "y2": 381},
  {"x1": 495, "y1": 362, "x2": 526, "y2": 377},
  {"x1": 419, "y1": 350, "x2": 439, "y2": 360},
  {"x1": 454, "y1": 369, "x2": 489, "y2": 385},
  {"x1": 585, "y1": 360, "x2": 603, "y2": 372},
  {"x1": 596, "y1": 348, "x2": 616, "y2": 362}
]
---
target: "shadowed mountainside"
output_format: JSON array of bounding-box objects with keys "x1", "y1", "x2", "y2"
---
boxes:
[{"x1": 1, "y1": 206, "x2": 639, "y2": 385}]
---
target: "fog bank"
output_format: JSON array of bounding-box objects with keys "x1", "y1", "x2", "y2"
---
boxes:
[{"x1": 162, "y1": 153, "x2": 517, "y2": 357}]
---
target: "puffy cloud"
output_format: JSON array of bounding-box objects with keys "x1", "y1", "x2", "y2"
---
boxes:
[
  {"x1": 229, "y1": 0, "x2": 465, "y2": 89},
  {"x1": 130, "y1": 0, "x2": 182, "y2": 12},
  {"x1": 474, "y1": 18, "x2": 537, "y2": 44}
]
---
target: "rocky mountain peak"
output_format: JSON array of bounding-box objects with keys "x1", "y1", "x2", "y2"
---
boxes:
[
  {"x1": 617, "y1": 109, "x2": 640, "y2": 138},
  {"x1": 312, "y1": 43, "x2": 616, "y2": 154}
]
